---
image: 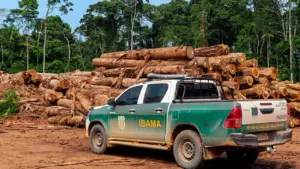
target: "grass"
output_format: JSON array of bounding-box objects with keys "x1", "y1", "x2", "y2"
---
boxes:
[{"x1": 0, "y1": 90, "x2": 19, "y2": 119}]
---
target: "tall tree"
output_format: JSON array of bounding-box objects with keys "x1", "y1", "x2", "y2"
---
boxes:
[
  {"x1": 42, "y1": 0, "x2": 73, "y2": 73},
  {"x1": 6, "y1": 0, "x2": 39, "y2": 70}
]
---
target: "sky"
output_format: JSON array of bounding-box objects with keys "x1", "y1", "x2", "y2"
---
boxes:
[{"x1": 1, "y1": 0, "x2": 170, "y2": 31}]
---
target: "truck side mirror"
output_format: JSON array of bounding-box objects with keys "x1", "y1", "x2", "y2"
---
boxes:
[{"x1": 107, "y1": 99, "x2": 116, "y2": 106}]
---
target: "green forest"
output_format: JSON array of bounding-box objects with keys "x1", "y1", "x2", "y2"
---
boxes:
[{"x1": 0, "y1": 0, "x2": 300, "y2": 81}]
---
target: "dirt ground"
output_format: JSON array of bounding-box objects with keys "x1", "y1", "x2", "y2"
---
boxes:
[{"x1": 0, "y1": 120, "x2": 300, "y2": 169}]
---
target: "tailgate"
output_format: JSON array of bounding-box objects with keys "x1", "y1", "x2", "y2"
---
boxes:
[{"x1": 239, "y1": 100, "x2": 288, "y2": 133}]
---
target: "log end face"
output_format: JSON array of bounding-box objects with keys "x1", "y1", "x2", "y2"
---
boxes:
[{"x1": 186, "y1": 46, "x2": 195, "y2": 60}]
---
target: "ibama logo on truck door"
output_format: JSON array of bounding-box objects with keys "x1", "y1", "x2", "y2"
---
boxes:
[{"x1": 118, "y1": 116, "x2": 126, "y2": 130}]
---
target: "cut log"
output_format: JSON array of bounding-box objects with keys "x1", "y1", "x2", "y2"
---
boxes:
[
  {"x1": 93, "y1": 58, "x2": 194, "y2": 69},
  {"x1": 202, "y1": 73, "x2": 222, "y2": 82},
  {"x1": 207, "y1": 57, "x2": 226, "y2": 69},
  {"x1": 262, "y1": 88, "x2": 272, "y2": 99},
  {"x1": 234, "y1": 91, "x2": 247, "y2": 100},
  {"x1": 271, "y1": 90, "x2": 280, "y2": 99},
  {"x1": 239, "y1": 68, "x2": 259, "y2": 78},
  {"x1": 48, "y1": 115, "x2": 68, "y2": 124},
  {"x1": 100, "y1": 46, "x2": 194, "y2": 60},
  {"x1": 255, "y1": 77, "x2": 270, "y2": 87},
  {"x1": 226, "y1": 64, "x2": 237, "y2": 75},
  {"x1": 222, "y1": 81, "x2": 240, "y2": 90},
  {"x1": 45, "y1": 106, "x2": 70, "y2": 117},
  {"x1": 93, "y1": 94, "x2": 109, "y2": 106},
  {"x1": 186, "y1": 68, "x2": 203, "y2": 78},
  {"x1": 142, "y1": 66, "x2": 185, "y2": 76},
  {"x1": 216, "y1": 53, "x2": 246, "y2": 64},
  {"x1": 286, "y1": 88, "x2": 300, "y2": 100},
  {"x1": 218, "y1": 86, "x2": 233, "y2": 100},
  {"x1": 72, "y1": 70, "x2": 92, "y2": 77},
  {"x1": 233, "y1": 76, "x2": 254, "y2": 87},
  {"x1": 57, "y1": 99, "x2": 74, "y2": 109},
  {"x1": 30, "y1": 74, "x2": 43, "y2": 84},
  {"x1": 289, "y1": 102, "x2": 300, "y2": 112},
  {"x1": 287, "y1": 84, "x2": 300, "y2": 90},
  {"x1": 270, "y1": 86, "x2": 287, "y2": 97},
  {"x1": 194, "y1": 44, "x2": 230, "y2": 57},
  {"x1": 259, "y1": 67, "x2": 278, "y2": 80},
  {"x1": 89, "y1": 77, "x2": 145, "y2": 88},
  {"x1": 65, "y1": 116, "x2": 84, "y2": 126},
  {"x1": 226, "y1": 75, "x2": 233, "y2": 81},
  {"x1": 194, "y1": 57, "x2": 210, "y2": 68},
  {"x1": 240, "y1": 84, "x2": 264, "y2": 97},
  {"x1": 241, "y1": 58, "x2": 258, "y2": 67}
]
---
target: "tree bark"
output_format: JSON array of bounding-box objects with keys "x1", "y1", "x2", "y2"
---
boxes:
[
  {"x1": 57, "y1": 99, "x2": 74, "y2": 108},
  {"x1": 26, "y1": 36, "x2": 29, "y2": 70},
  {"x1": 194, "y1": 44, "x2": 230, "y2": 57},
  {"x1": 222, "y1": 81, "x2": 240, "y2": 90},
  {"x1": 289, "y1": 0, "x2": 293, "y2": 82},
  {"x1": 194, "y1": 57, "x2": 210, "y2": 68},
  {"x1": 233, "y1": 76, "x2": 254, "y2": 87},
  {"x1": 239, "y1": 67, "x2": 259, "y2": 78},
  {"x1": 100, "y1": 46, "x2": 194, "y2": 60},
  {"x1": 43, "y1": 7, "x2": 50, "y2": 73},
  {"x1": 241, "y1": 58, "x2": 258, "y2": 68},
  {"x1": 259, "y1": 67, "x2": 278, "y2": 80}
]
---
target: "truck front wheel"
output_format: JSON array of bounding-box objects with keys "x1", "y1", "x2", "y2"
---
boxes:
[
  {"x1": 89, "y1": 124, "x2": 108, "y2": 154},
  {"x1": 226, "y1": 150, "x2": 259, "y2": 164},
  {"x1": 173, "y1": 130, "x2": 204, "y2": 169}
]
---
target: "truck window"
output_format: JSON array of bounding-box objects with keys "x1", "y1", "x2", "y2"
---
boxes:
[
  {"x1": 176, "y1": 83, "x2": 219, "y2": 100},
  {"x1": 144, "y1": 83, "x2": 169, "y2": 103},
  {"x1": 116, "y1": 86, "x2": 142, "y2": 105}
]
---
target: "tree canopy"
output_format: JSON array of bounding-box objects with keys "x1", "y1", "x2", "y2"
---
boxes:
[{"x1": 0, "y1": 0, "x2": 299, "y2": 81}]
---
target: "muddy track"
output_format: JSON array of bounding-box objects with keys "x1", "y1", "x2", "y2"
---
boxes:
[{"x1": 0, "y1": 122, "x2": 299, "y2": 169}]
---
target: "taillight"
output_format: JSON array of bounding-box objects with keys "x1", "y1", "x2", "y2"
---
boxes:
[
  {"x1": 224, "y1": 106, "x2": 242, "y2": 128},
  {"x1": 287, "y1": 104, "x2": 291, "y2": 123}
]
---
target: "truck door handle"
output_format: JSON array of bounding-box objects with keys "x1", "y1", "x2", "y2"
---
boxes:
[
  {"x1": 128, "y1": 109, "x2": 136, "y2": 114},
  {"x1": 155, "y1": 108, "x2": 163, "y2": 113}
]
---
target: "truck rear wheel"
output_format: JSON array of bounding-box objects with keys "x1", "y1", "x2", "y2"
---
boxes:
[
  {"x1": 173, "y1": 130, "x2": 204, "y2": 169},
  {"x1": 226, "y1": 150, "x2": 259, "y2": 164},
  {"x1": 89, "y1": 124, "x2": 108, "y2": 154}
]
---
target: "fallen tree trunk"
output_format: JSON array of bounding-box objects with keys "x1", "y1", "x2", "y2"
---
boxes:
[
  {"x1": 207, "y1": 57, "x2": 226, "y2": 69},
  {"x1": 216, "y1": 53, "x2": 246, "y2": 64},
  {"x1": 89, "y1": 77, "x2": 145, "y2": 88},
  {"x1": 100, "y1": 46, "x2": 195, "y2": 60},
  {"x1": 194, "y1": 44, "x2": 230, "y2": 57},
  {"x1": 259, "y1": 67, "x2": 278, "y2": 80}
]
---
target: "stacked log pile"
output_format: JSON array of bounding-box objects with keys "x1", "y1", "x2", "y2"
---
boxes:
[
  {"x1": 1, "y1": 44, "x2": 300, "y2": 128},
  {"x1": 91, "y1": 45, "x2": 300, "y2": 128}
]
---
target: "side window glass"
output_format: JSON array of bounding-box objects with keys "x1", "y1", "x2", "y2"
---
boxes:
[
  {"x1": 144, "y1": 84, "x2": 169, "y2": 104},
  {"x1": 116, "y1": 86, "x2": 142, "y2": 105},
  {"x1": 176, "y1": 83, "x2": 218, "y2": 99}
]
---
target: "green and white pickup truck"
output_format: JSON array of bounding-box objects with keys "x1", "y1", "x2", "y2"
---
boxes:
[{"x1": 86, "y1": 74, "x2": 292, "y2": 169}]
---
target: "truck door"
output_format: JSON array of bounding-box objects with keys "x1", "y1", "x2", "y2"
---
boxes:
[
  {"x1": 137, "y1": 83, "x2": 169, "y2": 142},
  {"x1": 109, "y1": 85, "x2": 142, "y2": 139}
]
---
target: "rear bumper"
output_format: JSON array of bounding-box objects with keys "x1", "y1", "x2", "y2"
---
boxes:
[{"x1": 229, "y1": 128, "x2": 292, "y2": 147}]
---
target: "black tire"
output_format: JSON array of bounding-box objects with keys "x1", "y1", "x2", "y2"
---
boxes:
[
  {"x1": 226, "y1": 150, "x2": 259, "y2": 164},
  {"x1": 89, "y1": 124, "x2": 108, "y2": 154},
  {"x1": 173, "y1": 130, "x2": 204, "y2": 169}
]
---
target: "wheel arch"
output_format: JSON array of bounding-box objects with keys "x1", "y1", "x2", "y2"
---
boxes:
[
  {"x1": 170, "y1": 123, "x2": 203, "y2": 145},
  {"x1": 88, "y1": 120, "x2": 106, "y2": 137}
]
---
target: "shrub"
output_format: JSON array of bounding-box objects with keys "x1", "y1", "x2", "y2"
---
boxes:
[{"x1": 0, "y1": 90, "x2": 19, "y2": 119}]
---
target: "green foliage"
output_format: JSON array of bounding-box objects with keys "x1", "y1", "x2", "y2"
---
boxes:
[
  {"x1": 0, "y1": 90, "x2": 19, "y2": 119},
  {"x1": 0, "y1": 0, "x2": 300, "y2": 82}
]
